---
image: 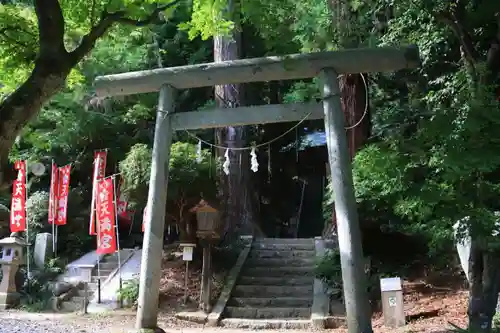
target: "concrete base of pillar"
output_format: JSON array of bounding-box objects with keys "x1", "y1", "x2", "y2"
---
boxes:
[{"x1": 0, "y1": 291, "x2": 20, "y2": 310}]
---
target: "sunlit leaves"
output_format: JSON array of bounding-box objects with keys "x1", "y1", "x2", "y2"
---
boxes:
[
  {"x1": 0, "y1": 2, "x2": 37, "y2": 94},
  {"x1": 119, "y1": 142, "x2": 216, "y2": 208},
  {"x1": 179, "y1": 0, "x2": 233, "y2": 40}
]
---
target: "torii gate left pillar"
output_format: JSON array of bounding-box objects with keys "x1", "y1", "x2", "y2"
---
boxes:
[{"x1": 94, "y1": 46, "x2": 420, "y2": 333}]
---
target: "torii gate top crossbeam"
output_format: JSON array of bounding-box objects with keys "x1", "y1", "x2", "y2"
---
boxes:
[{"x1": 94, "y1": 45, "x2": 420, "y2": 97}]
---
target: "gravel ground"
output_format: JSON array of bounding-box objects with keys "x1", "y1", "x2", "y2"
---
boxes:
[{"x1": 0, "y1": 312, "x2": 137, "y2": 333}]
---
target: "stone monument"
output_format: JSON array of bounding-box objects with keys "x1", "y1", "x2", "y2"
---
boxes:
[
  {"x1": 34, "y1": 232, "x2": 53, "y2": 269},
  {"x1": 0, "y1": 233, "x2": 27, "y2": 309}
]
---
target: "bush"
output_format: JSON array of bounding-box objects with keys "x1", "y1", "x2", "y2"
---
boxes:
[
  {"x1": 117, "y1": 277, "x2": 140, "y2": 308},
  {"x1": 314, "y1": 249, "x2": 343, "y2": 299},
  {"x1": 18, "y1": 258, "x2": 64, "y2": 312}
]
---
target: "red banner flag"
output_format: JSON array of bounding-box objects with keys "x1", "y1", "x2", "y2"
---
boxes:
[
  {"x1": 96, "y1": 178, "x2": 117, "y2": 254},
  {"x1": 55, "y1": 164, "x2": 71, "y2": 225},
  {"x1": 10, "y1": 161, "x2": 26, "y2": 232},
  {"x1": 48, "y1": 162, "x2": 59, "y2": 225},
  {"x1": 89, "y1": 151, "x2": 107, "y2": 235}
]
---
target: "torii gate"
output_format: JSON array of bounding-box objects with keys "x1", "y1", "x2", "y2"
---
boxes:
[{"x1": 94, "y1": 46, "x2": 420, "y2": 332}]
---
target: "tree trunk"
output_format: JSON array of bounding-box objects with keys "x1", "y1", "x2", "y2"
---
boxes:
[
  {"x1": 322, "y1": 73, "x2": 370, "y2": 238},
  {"x1": 322, "y1": 0, "x2": 371, "y2": 239},
  {"x1": 0, "y1": 56, "x2": 71, "y2": 188},
  {"x1": 468, "y1": 242, "x2": 500, "y2": 333},
  {"x1": 214, "y1": 0, "x2": 261, "y2": 239}
]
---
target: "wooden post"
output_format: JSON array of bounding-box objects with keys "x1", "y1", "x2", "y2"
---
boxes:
[
  {"x1": 200, "y1": 245, "x2": 211, "y2": 312},
  {"x1": 135, "y1": 85, "x2": 176, "y2": 330},
  {"x1": 319, "y1": 68, "x2": 372, "y2": 333}
]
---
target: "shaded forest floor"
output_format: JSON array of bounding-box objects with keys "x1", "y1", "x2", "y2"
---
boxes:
[
  {"x1": 370, "y1": 278, "x2": 468, "y2": 332},
  {"x1": 156, "y1": 247, "x2": 227, "y2": 327}
]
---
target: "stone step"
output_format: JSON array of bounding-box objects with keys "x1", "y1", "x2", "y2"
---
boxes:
[
  {"x1": 248, "y1": 249, "x2": 315, "y2": 259},
  {"x1": 98, "y1": 262, "x2": 118, "y2": 270},
  {"x1": 92, "y1": 269, "x2": 114, "y2": 277},
  {"x1": 228, "y1": 297, "x2": 313, "y2": 308},
  {"x1": 242, "y1": 266, "x2": 314, "y2": 277},
  {"x1": 225, "y1": 306, "x2": 311, "y2": 319},
  {"x1": 232, "y1": 285, "x2": 313, "y2": 298},
  {"x1": 91, "y1": 275, "x2": 112, "y2": 283},
  {"x1": 220, "y1": 318, "x2": 311, "y2": 329},
  {"x1": 245, "y1": 257, "x2": 315, "y2": 267},
  {"x1": 253, "y1": 238, "x2": 314, "y2": 245},
  {"x1": 238, "y1": 276, "x2": 313, "y2": 286},
  {"x1": 252, "y1": 243, "x2": 315, "y2": 251}
]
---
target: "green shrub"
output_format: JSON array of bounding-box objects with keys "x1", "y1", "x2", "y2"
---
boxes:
[
  {"x1": 18, "y1": 258, "x2": 64, "y2": 312},
  {"x1": 117, "y1": 277, "x2": 140, "y2": 308},
  {"x1": 314, "y1": 249, "x2": 343, "y2": 299}
]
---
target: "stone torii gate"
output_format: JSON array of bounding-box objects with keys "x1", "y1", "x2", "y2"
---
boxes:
[{"x1": 94, "y1": 46, "x2": 420, "y2": 332}]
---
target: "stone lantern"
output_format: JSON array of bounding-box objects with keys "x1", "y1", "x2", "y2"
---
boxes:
[
  {"x1": 190, "y1": 199, "x2": 223, "y2": 241},
  {"x1": 0, "y1": 233, "x2": 28, "y2": 310},
  {"x1": 189, "y1": 199, "x2": 223, "y2": 312}
]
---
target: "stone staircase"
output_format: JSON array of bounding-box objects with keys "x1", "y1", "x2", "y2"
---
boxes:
[
  {"x1": 57, "y1": 251, "x2": 129, "y2": 312},
  {"x1": 221, "y1": 238, "x2": 316, "y2": 329}
]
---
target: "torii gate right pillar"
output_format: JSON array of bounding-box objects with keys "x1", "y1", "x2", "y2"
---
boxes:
[{"x1": 320, "y1": 68, "x2": 372, "y2": 333}]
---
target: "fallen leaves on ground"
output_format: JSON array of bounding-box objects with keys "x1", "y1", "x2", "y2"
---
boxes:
[
  {"x1": 156, "y1": 249, "x2": 227, "y2": 328},
  {"x1": 369, "y1": 278, "x2": 468, "y2": 333}
]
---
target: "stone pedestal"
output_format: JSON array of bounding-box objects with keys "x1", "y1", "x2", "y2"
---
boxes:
[
  {"x1": 0, "y1": 291, "x2": 20, "y2": 310},
  {"x1": 0, "y1": 263, "x2": 20, "y2": 310},
  {"x1": 34, "y1": 233, "x2": 53, "y2": 269},
  {"x1": 0, "y1": 265, "x2": 17, "y2": 295}
]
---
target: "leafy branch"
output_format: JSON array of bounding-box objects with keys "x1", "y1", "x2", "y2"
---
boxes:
[{"x1": 70, "y1": 0, "x2": 183, "y2": 63}]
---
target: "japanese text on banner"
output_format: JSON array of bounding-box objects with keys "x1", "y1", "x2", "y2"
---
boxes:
[
  {"x1": 56, "y1": 164, "x2": 71, "y2": 225},
  {"x1": 10, "y1": 161, "x2": 26, "y2": 232},
  {"x1": 95, "y1": 178, "x2": 117, "y2": 254},
  {"x1": 89, "y1": 150, "x2": 107, "y2": 235}
]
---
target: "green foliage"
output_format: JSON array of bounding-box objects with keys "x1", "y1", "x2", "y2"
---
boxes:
[
  {"x1": 26, "y1": 190, "x2": 48, "y2": 231},
  {"x1": 314, "y1": 249, "x2": 342, "y2": 298},
  {"x1": 0, "y1": 0, "x2": 182, "y2": 95},
  {"x1": 19, "y1": 258, "x2": 64, "y2": 312},
  {"x1": 179, "y1": 0, "x2": 234, "y2": 40},
  {"x1": 118, "y1": 143, "x2": 153, "y2": 205},
  {"x1": 117, "y1": 277, "x2": 140, "y2": 308},
  {"x1": 119, "y1": 142, "x2": 216, "y2": 216}
]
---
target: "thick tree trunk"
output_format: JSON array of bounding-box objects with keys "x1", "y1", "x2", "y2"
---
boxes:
[
  {"x1": 323, "y1": 73, "x2": 370, "y2": 238},
  {"x1": 468, "y1": 242, "x2": 500, "y2": 333},
  {"x1": 0, "y1": 57, "x2": 71, "y2": 188},
  {"x1": 214, "y1": 0, "x2": 261, "y2": 239},
  {"x1": 323, "y1": 0, "x2": 371, "y2": 239}
]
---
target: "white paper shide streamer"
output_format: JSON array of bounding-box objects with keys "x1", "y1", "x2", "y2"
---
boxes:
[
  {"x1": 250, "y1": 147, "x2": 259, "y2": 172},
  {"x1": 223, "y1": 149, "x2": 230, "y2": 175},
  {"x1": 196, "y1": 140, "x2": 202, "y2": 163}
]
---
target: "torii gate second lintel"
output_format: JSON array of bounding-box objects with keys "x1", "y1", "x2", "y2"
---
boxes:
[{"x1": 93, "y1": 45, "x2": 421, "y2": 331}]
